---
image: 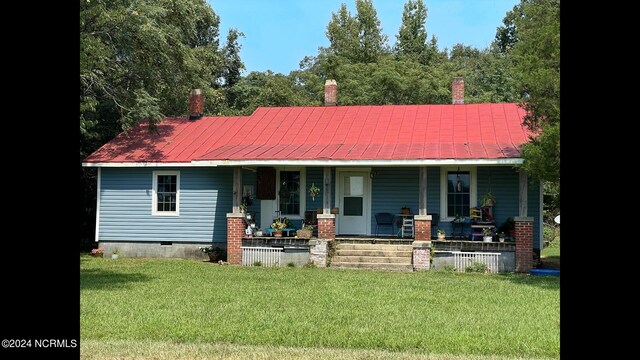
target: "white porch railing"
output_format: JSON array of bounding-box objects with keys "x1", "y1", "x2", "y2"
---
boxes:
[
  {"x1": 241, "y1": 246, "x2": 283, "y2": 267},
  {"x1": 452, "y1": 251, "x2": 501, "y2": 273}
]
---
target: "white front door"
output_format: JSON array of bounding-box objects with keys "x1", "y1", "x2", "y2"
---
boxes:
[{"x1": 337, "y1": 171, "x2": 370, "y2": 235}]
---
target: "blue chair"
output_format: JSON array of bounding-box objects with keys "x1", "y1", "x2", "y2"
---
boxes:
[{"x1": 375, "y1": 213, "x2": 395, "y2": 236}]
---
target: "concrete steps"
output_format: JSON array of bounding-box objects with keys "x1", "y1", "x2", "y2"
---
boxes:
[{"x1": 331, "y1": 242, "x2": 413, "y2": 271}]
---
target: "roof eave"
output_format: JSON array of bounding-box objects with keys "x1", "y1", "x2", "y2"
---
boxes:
[{"x1": 82, "y1": 158, "x2": 523, "y2": 167}]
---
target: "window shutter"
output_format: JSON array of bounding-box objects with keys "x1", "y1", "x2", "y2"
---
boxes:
[{"x1": 256, "y1": 167, "x2": 276, "y2": 200}]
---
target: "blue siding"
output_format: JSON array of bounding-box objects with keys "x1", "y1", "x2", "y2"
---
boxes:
[{"x1": 99, "y1": 167, "x2": 231, "y2": 244}]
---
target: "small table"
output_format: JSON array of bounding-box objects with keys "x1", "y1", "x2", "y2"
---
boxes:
[{"x1": 264, "y1": 228, "x2": 296, "y2": 237}]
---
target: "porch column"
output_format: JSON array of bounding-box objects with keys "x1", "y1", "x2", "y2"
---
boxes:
[
  {"x1": 413, "y1": 215, "x2": 432, "y2": 241},
  {"x1": 515, "y1": 171, "x2": 533, "y2": 272},
  {"x1": 414, "y1": 166, "x2": 432, "y2": 240},
  {"x1": 227, "y1": 167, "x2": 244, "y2": 265},
  {"x1": 322, "y1": 166, "x2": 332, "y2": 215},
  {"x1": 319, "y1": 166, "x2": 336, "y2": 239},
  {"x1": 412, "y1": 240, "x2": 431, "y2": 271},
  {"x1": 418, "y1": 166, "x2": 427, "y2": 215}
]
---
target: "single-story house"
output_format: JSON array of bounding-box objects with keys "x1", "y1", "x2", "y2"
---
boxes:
[{"x1": 83, "y1": 78, "x2": 540, "y2": 272}]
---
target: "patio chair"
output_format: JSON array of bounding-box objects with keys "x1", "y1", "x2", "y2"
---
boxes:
[{"x1": 375, "y1": 213, "x2": 395, "y2": 236}]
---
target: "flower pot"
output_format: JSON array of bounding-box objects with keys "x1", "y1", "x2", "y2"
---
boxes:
[
  {"x1": 499, "y1": 237, "x2": 505, "y2": 243},
  {"x1": 255, "y1": 231, "x2": 263, "y2": 237},
  {"x1": 437, "y1": 234, "x2": 446, "y2": 240},
  {"x1": 274, "y1": 230, "x2": 283, "y2": 237},
  {"x1": 483, "y1": 236, "x2": 493, "y2": 243},
  {"x1": 297, "y1": 229, "x2": 312, "y2": 239}
]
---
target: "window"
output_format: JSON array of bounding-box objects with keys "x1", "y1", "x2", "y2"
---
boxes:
[
  {"x1": 440, "y1": 167, "x2": 476, "y2": 220},
  {"x1": 152, "y1": 171, "x2": 180, "y2": 216},
  {"x1": 279, "y1": 171, "x2": 301, "y2": 216},
  {"x1": 448, "y1": 171, "x2": 470, "y2": 217}
]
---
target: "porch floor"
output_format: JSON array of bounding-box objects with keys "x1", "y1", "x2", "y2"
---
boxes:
[{"x1": 335, "y1": 236, "x2": 414, "y2": 245}]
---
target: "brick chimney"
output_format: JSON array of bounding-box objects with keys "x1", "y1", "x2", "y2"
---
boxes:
[
  {"x1": 324, "y1": 79, "x2": 337, "y2": 106},
  {"x1": 452, "y1": 77, "x2": 464, "y2": 104},
  {"x1": 189, "y1": 89, "x2": 204, "y2": 120}
]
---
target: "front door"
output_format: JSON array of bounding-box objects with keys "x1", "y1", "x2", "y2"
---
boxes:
[{"x1": 337, "y1": 171, "x2": 370, "y2": 235}]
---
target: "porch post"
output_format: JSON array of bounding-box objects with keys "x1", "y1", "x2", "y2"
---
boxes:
[
  {"x1": 323, "y1": 166, "x2": 332, "y2": 215},
  {"x1": 319, "y1": 166, "x2": 335, "y2": 240},
  {"x1": 414, "y1": 166, "x2": 431, "y2": 240},
  {"x1": 519, "y1": 171, "x2": 528, "y2": 217},
  {"x1": 515, "y1": 171, "x2": 533, "y2": 272},
  {"x1": 418, "y1": 166, "x2": 427, "y2": 215},
  {"x1": 227, "y1": 167, "x2": 244, "y2": 265},
  {"x1": 232, "y1": 167, "x2": 242, "y2": 213}
]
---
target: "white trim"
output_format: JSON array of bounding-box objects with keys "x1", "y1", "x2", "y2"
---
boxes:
[
  {"x1": 94, "y1": 168, "x2": 101, "y2": 243},
  {"x1": 152, "y1": 170, "x2": 180, "y2": 216},
  {"x1": 276, "y1": 167, "x2": 306, "y2": 219},
  {"x1": 440, "y1": 166, "x2": 477, "y2": 222},
  {"x1": 539, "y1": 181, "x2": 544, "y2": 249},
  {"x1": 82, "y1": 162, "x2": 214, "y2": 167},
  {"x1": 335, "y1": 168, "x2": 372, "y2": 235},
  {"x1": 83, "y1": 158, "x2": 523, "y2": 168}
]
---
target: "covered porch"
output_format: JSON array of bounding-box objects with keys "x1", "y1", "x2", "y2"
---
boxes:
[{"x1": 226, "y1": 163, "x2": 539, "y2": 272}]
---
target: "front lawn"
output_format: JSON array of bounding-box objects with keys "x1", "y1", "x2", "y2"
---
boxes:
[{"x1": 80, "y1": 257, "x2": 559, "y2": 359}]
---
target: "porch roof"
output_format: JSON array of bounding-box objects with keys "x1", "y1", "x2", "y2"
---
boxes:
[{"x1": 83, "y1": 103, "x2": 531, "y2": 166}]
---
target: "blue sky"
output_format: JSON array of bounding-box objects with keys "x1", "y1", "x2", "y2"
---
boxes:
[{"x1": 209, "y1": 0, "x2": 519, "y2": 74}]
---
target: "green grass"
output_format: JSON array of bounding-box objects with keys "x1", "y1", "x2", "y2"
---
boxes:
[
  {"x1": 540, "y1": 247, "x2": 560, "y2": 270},
  {"x1": 80, "y1": 257, "x2": 559, "y2": 359}
]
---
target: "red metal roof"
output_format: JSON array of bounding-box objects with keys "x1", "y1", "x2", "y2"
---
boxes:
[{"x1": 84, "y1": 103, "x2": 531, "y2": 164}]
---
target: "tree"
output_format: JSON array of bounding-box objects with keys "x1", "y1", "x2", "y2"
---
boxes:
[
  {"x1": 223, "y1": 28, "x2": 245, "y2": 88},
  {"x1": 325, "y1": 0, "x2": 388, "y2": 64},
  {"x1": 395, "y1": 0, "x2": 433, "y2": 64},
  {"x1": 326, "y1": 3, "x2": 359, "y2": 62},
  {"x1": 354, "y1": 0, "x2": 388, "y2": 63},
  {"x1": 501, "y1": 0, "x2": 560, "y2": 183}
]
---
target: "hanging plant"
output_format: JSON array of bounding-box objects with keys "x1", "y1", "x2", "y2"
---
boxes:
[{"x1": 308, "y1": 183, "x2": 321, "y2": 200}]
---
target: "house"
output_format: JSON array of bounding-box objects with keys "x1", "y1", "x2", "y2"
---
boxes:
[{"x1": 83, "y1": 78, "x2": 541, "y2": 272}]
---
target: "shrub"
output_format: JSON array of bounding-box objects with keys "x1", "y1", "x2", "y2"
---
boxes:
[
  {"x1": 287, "y1": 262, "x2": 296, "y2": 267},
  {"x1": 303, "y1": 261, "x2": 317, "y2": 268},
  {"x1": 252, "y1": 261, "x2": 263, "y2": 267},
  {"x1": 465, "y1": 262, "x2": 489, "y2": 273},
  {"x1": 440, "y1": 264, "x2": 456, "y2": 272}
]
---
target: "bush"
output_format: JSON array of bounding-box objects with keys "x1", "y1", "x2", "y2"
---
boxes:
[
  {"x1": 543, "y1": 224, "x2": 560, "y2": 248},
  {"x1": 440, "y1": 264, "x2": 456, "y2": 272},
  {"x1": 252, "y1": 261, "x2": 263, "y2": 267},
  {"x1": 465, "y1": 262, "x2": 489, "y2": 273},
  {"x1": 303, "y1": 261, "x2": 317, "y2": 268},
  {"x1": 287, "y1": 262, "x2": 296, "y2": 267}
]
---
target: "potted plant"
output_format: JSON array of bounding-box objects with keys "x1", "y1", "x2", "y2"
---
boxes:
[
  {"x1": 200, "y1": 246, "x2": 223, "y2": 262},
  {"x1": 437, "y1": 229, "x2": 446, "y2": 240},
  {"x1": 401, "y1": 206, "x2": 411, "y2": 215},
  {"x1": 111, "y1": 249, "x2": 120, "y2": 259},
  {"x1": 480, "y1": 192, "x2": 496, "y2": 207},
  {"x1": 498, "y1": 232, "x2": 506, "y2": 243},
  {"x1": 255, "y1": 228, "x2": 263, "y2": 237},
  {"x1": 297, "y1": 224, "x2": 314, "y2": 239},
  {"x1": 271, "y1": 219, "x2": 287, "y2": 237},
  {"x1": 308, "y1": 183, "x2": 320, "y2": 200},
  {"x1": 482, "y1": 228, "x2": 494, "y2": 242}
]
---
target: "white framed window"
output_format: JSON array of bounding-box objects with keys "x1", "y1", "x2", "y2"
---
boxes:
[
  {"x1": 152, "y1": 171, "x2": 180, "y2": 216},
  {"x1": 440, "y1": 166, "x2": 476, "y2": 221},
  {"x1": 277, "y1": 168, "x2": 306, "y2": 218}
]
